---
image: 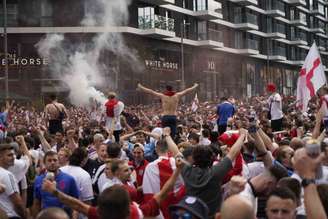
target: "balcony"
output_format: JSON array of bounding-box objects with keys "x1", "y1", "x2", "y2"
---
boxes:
[
  {"x1": 268, "y1": 47, "x2": 287, "y2": 61},
  {"x1": 228, "y1": 0, "x2": 258, "y2": 6},
  {"x1": 193, "y1": 10, "x2": 223, "y2": 20},
  {"x1": 265, "y1": 2, "x2": 285, "y2": 17},
  {"x1": 290, "y1": 19, "x2": 307, "y2": 26},
  {"x1": 309, "y1": 6, "x2": 321, "y2": 15},
  {"x1": 290, "y1": 38, "x2": 307, "y2": 45},
  {"x1": 309, "y1": 27, "x2": 325, "y2": 34},
  {"x1": 318, "y1": 0, "x2": 328, "y2": 5},
  {"x1": 318, "y1": 46, "x2": 326, "y2": 51},
  {"x1": 266, "y1": 24, "x2": 286, "y2": 39},
  {"x1": 234, "y1": 14, "x2": 258, "y2": 30},
  {"x1": 235, "y1": 39, "x2": 260, "y2": 55},
  {"x1": 197, "y1": 30, "x2": 224, "y2": 48},
  {"x1": 286, "y1": 0, "x2": 306, "y2": 6},
  {"x1": 138, "y1": 15, "x2": 176, "y2": 38},
  {"x1": 139, "y1": 0, "x2": 175, "y2": 5}
]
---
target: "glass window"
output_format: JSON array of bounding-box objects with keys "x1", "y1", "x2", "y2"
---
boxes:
[
  {"x1": 193, "y1": 0, "x2": 207, "y2": 11},
  {"x1": 197, "y1": 21, "x2": 207, "y2": 40},
  {"x1": 318, "y1": 3, "x2": 325, "y2": 15}
]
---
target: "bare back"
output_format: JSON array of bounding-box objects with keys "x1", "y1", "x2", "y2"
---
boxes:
[
  {"x1": 45, "y1": 102, "x2": 66, "y2": 120},
  {"x1": 160, "y1": 95, "x2": 179, "y2": 115}
]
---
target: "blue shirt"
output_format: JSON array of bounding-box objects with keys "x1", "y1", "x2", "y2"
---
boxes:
[
  {"x1": 217, "y1": 102, "x2": 235, "y2": 125},
  {"x1": 34, "y1": 171, "x2": 79, "y2": 215},
  {"x1": 128, "y1": 141, "x2": 156, "y2": 158},
  {"x1": 0, "y1": 112, "x2": 8, "y2": 127}
]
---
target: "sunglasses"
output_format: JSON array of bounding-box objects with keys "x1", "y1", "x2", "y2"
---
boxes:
[{"x1": 171, "y1": 211, "x2": 193, "y2": 219}]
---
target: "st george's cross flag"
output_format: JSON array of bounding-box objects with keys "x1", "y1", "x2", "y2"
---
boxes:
[
  {"x1": 191, "y1": 93, "x2": 199, "y2": 112},
  {"x1": 296, "y1": 42, "x2": 326, "y2": 112}
]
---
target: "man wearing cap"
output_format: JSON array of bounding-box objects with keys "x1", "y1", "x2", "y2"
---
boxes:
[
  {"x1": 267, "y1": 83, "x2": 283, "y2": 132},
  {"x1": 169, "y1": 196, "x2": 209, "y2": 219}
]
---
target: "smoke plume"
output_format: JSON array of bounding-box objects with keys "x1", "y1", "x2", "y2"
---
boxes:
[{"x1": 36, "y1": 0, "x2": 140, "y2": 106}]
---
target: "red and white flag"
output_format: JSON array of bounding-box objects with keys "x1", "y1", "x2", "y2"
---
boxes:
[
  {"x1": 191, "y1": 93, "x2": 199, "y2": 112},
  {"x1": 297, "y1": 42, "x2": 326, "y2": 112}
]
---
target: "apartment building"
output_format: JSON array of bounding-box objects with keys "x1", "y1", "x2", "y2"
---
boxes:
[{"x1": 0, "y1": 0, "x2": 327, "y2": 103}]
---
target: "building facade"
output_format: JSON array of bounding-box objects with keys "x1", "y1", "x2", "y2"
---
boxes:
[{"x1": 0, "y1": 0, "x2": 328, "y2": 104}]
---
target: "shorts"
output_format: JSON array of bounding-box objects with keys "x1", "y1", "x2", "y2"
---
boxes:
[{"x1": 161, "y1": 115, "x2": 177, "y2": 138}]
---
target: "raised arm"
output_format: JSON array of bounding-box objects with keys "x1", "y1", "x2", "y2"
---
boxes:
[
  {"x1": 42, "y1": 179, "x2": 90, "y2": 216},
  {"x1": 176, "y1": 83, "x2": 198, "y2": 97},
  {"x1": 153, "y1": 158, "x2": 182, "y2": 204},
  {"x1": 119, "y1": 130, "x2": 138, "y2": 142},
  {"x1": 15, "y1": 135, "x2": 32, "y2": 166},
  {"x1": 163, "y1": 127, "x2": 181, "y2": 157},
  {"x1": 36, "y1": 127, "x2": 52, "y2": 152},
  {"x1": 141, "y1": 130, "x2": 161, "y2": 141},
  {"x1": 226, "y1": 129, "x2": 247, "y2": 161},
  {"x1": 250, "y1": 130, "x2": 274, "y2": 168},
  {"x1": 137, "y1": 83, "x2": 163, "y2": 98},
  {"x1": 293, "y1": 148, "x2": 327, "y2": 219},
  {"x1": 312, "y1": 109, "x2": 324, "y2": 139},
  {"x1": 258, "y1": 128, "x2": 278, "y2": 153}
]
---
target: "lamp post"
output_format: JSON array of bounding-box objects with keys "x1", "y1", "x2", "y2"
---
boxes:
[
  {"x1": 3, "y1": 0, "x2": 9, "y2": 99},
  {"x1": 267, "y1": 37, "x2": 271, "y2": 82},
  {"x1": 180, "y1": 22, "x2": 190, "y2": 91}
]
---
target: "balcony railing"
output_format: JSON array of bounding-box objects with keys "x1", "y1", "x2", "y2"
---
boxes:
[
  {"x1": 235, "y1": 13, "x2": 257, "y2": 24},
  {"x1": 273, "y1": 23, "x2": 285, "y2": 34},
  {"x1": 138, "y1": 15, "x2": 175, "y2": 32},
  {"x1": 198, "y1": 29, "x2": 223, "y2": 42},
  {"x1": 267, "y1": 1, "x2": 285, "y2": 11},
  {"x1": 208, "y1": 29, "x2": 223, "y2": 41},
  {"x1": 247, "y1": 39, "x2": 259, "y2": 50},
  {"x1": 271, "y1": 47, "x2": 286, "y2": 56},
  {"x1": 246, "y1": 13, "x2": 258, "y2": 25}
]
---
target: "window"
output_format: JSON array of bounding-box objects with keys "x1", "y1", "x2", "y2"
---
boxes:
[
  {"x1": 40, "y1": 0, "x2": 53, "y2": 26},
  {"x1": 300, "y1": 12, "x2": 306, "y2": 22},
  {"x1": 235, "y1": 31, "x2": 243, "y2": 49},
  {"x1": 138, "y1": 7, "x2": 155, "y2": 29},
  {"x1": 193, "y1": 0, "x2": 207, "y2": 11},
  {"x1": 0, "y1": 3, "x2": 18, "y2": 26},
  {"x1": 318, "y1": 3, "x2": 325, "y2": 15},
  {"x1": 197, "y1": 21, "x2": 207, "y2": 40}
]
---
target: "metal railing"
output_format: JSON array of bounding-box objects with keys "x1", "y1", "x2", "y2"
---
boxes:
[
  {"x1": 138, "y1": 15, "x2": 175, "y2": 32},
  {"x1": 247, "y1": 39, "x2": 259, "y2": 50},
  {"x1": 272, "y1": 47, "x2": 286, "y2": 56},
  {"x1": 208, "y1": 29, "x2": 223, "y2": 41}
]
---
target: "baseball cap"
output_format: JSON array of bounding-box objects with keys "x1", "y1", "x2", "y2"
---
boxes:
[{"x1": 169, "y1": 196, "x2": 209, "y2": 219}]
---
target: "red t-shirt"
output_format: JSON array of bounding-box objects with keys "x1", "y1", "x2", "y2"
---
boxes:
[{"x1": 87, "y1": 197, "x2": 159, "y2": 219}]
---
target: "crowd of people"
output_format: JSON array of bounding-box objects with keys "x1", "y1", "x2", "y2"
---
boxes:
[{"x1": 0, "y1": 82, "x2": 327, "y2": 219}]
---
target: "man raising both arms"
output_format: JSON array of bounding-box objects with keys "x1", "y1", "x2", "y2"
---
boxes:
[{"x1": 137, "y1": 83, "x2": 198, "y2": 138}]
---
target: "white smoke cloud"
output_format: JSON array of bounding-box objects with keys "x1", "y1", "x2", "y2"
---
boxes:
[{"x1": 36, "y1": 0, "x2": 141, "y2": 107}]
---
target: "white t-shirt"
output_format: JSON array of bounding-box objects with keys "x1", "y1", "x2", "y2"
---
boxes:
[
  {"x1": 92, "y1": 164, "x2": 107, "y2": 193},
  {"x1": 268, "y1": 93, "x2": 283, "y2": 120},
  {"x1": 291, "y1": 166, "x2": 328, "y2": 216},
  {"x1": 0, "y1": 167, "x2": 20, "y2": 218},
  {"x1": 60, "y1": 165, "x2": 94, "y2": 201},
  {"x1": 239, "y1": 182, "x2": 257, "y2": 215},
  {"x1": 199, "y1": 137, "x2": 211, "y2": 146},
  {"x1": 8, "y1": 155, "x2": 30, "y2": 183}
]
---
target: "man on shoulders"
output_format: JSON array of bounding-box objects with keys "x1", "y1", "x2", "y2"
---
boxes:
[
  {"x1": 45, "y1": 94, "x2": 68, "y2": 135},
  {"x1": 217, "y1": 97, "x2": 235, "y2": 135},
  {"x1": 266, "y1": 83, "x2": 283, "y2": 132},
  {"x1": 138, "y1": 83, "x2": 198, "y2": 138}
]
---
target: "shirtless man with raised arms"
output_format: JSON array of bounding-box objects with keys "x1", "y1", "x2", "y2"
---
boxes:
[{"x1": 137, "y1": 83, "x2": 198, "y2": 137}]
